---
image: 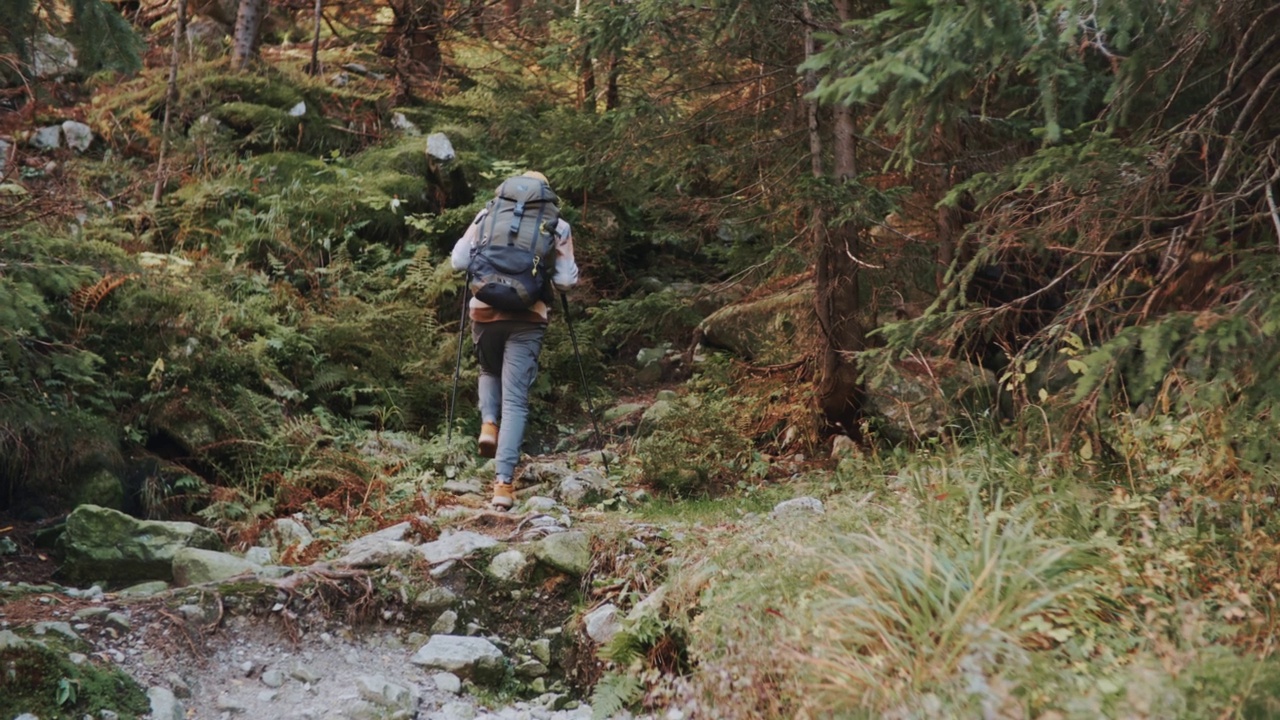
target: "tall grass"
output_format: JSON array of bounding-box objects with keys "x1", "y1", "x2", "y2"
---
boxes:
[{"x1": 660, "y1": 442, "x2": 1280, "y2": 719}]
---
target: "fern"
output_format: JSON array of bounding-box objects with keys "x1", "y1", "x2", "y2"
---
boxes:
[{"x1": 590, "y1": 672, "x2": 643, "y2": 720}]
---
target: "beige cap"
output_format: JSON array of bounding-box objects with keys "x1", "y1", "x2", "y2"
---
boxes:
[{"x1": 522, "y1": 170, "x2": 549, "y2": 184}]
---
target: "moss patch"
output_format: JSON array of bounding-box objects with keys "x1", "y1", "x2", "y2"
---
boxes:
[{"x1": 0, "y1": 634, "x2": 149, "y2": 720}]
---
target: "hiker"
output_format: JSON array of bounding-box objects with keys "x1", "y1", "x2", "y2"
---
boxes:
[{"x1": 450, "y1": 170, "x2": 578, "y2": 510}]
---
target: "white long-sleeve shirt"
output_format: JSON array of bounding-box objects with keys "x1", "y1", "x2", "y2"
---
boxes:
[{"x1": 450, "y1": 209, "x2": 578, "y2": 323}]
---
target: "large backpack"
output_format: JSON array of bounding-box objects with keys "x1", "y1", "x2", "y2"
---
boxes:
[{"x1": 467, "y1": 175, "x2": 561, "y2": 311}]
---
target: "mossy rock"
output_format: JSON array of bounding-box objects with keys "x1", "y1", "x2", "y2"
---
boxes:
[
  {"x1": 351, "y1": 138, "x2": 433, "y2": 178},
  {"x1": 208, "y1": 101, "x2": 347, "y2": 154},
  {"x1": 248, "y1": 151, "x2": 337, "y2": 183},
  {"x1": 57, "y1": 505, "x2": 223, "y2": 586},
  {"x1": 0, "y1": 630, "x2": 150, "y2": 720},
  {"x1": 190, "y1": 72, "x2": 305, "y2": 111},
  {"x1": 73, "y1": 469, "x2": 125, "y2": 511}
]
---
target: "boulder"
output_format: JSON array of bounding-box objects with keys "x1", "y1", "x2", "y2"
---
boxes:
[
  {"x1": 426, "y1": 132, "x2": 455, "y2": 162},
  {"x1": 149, "y1": 399, "x2": 220, "y2": 456},
  {"x1": 73, "y1": 468, "x2": 125, "y2": 511},
  {"x1": 410, "y1": 635, "x2": 506, "y2": 685},
  {"x1": 770, "y1": 496, "x2": 825, "y2": 521},
  {"x1": 32, "y1": 33, "x2": 77, "y2": 78},
  {"x1": 698, "y1": 282, "x2": 817, "y2": 364},
  {"x1": 487, "y1": 549, "x2": 533, "y2": 584},
  {"x1": 417, "y1": 530, "x2": 498, "y2": 565},
  {"x1": 864, "y1": 356, "x2": 1002, "y2": 441},
  {"x1": 583, "y1": 603, "x2": 621, "y2": 645},
  {"x1": 58, "y1": 505, "x2": 222, "y2": 586},
  {"x1": 29, "y1": 125, "x2": 62, "y2": 150},
  {"x1": 531, "y1": 530, "x2": 591, "y2": 576},
  {"x1": 172, "y1": 548, "x2": 262, "y2": 586},
  {"x1": 61, "y1": 121, "x2": 93, "y2": 152},
  {"x1": 554, "y1": 468, "x2": 613, "y2": 508}
]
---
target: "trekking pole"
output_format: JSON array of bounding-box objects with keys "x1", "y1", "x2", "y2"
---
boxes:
[
  {"x1": 446, "y1": 284, "x2": 470, "y2": 448},
  {"x1": 559, "y1": 291, "x2": 610, "y2": 476}
]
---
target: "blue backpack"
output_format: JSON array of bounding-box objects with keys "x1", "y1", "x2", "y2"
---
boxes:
[{"x1": 467, "y1": 175, "x2": 561, "y2": 311}]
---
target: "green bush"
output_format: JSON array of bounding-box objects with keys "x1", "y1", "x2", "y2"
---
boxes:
[{"x1": 635, "y1": 394, "x2": 755, "y2": 497}]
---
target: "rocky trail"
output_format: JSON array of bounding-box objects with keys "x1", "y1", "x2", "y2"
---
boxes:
[{"x1": 0, "y1": 446, "x2": 693, "y2": 720}]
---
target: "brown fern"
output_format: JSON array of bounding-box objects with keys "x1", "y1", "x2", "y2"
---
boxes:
[{"x1": 70, "y1": 274, "x2": 128, "y2": 313}]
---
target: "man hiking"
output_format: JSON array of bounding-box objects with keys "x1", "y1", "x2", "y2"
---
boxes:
[{"x1": 450, "y1": 170, "x2": 579, "y2": 510}]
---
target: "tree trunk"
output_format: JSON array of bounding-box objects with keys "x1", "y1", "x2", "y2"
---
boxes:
[
  {"x1": 307, "y1": 0, "x2": 323, "y2": 76},
  {"x1": 381, "y1": 0, "x2": 443, "y2": 78},
  {"x1": 814, "y1": 0, "x2": 867, "y2": 433},
  {"x1": 579, "y1": 46, "x2": 596, "y2": 112},
  {"x1": 153, "y1": 0, "x2": 188, "y2": 204},
  {"x1": 230, "y1": 0, "x2": 265, "y2": 70},
  {"x1": 604, "y1": 55, "x2": 620, "y2": 110}
]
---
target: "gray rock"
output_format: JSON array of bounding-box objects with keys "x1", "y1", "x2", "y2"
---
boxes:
[
  {"x1": 555, "y1": 468, "x2": 613, "y2": 508},
  {"x1": 524, "y1": 496, "x2": 562, "y2": 513},
  {"x1": 0, "y1": 138, "x2": 11, "y2": 174},
  {"x1": 770, "y1": 496, "x2": 825, "y2": 520},
  {"x1": 413, "y1": 586, "x2": 458, "y2": 612},
  {"x1": 0, "y1": 629, "x2": 30, "y2": 650},
  {"x1": 523, "y1": 462, "x2": 572, "y2": 485},
  {"x1": 432, "y1": 671, "x2": 462, "y2": 694},
  {"x1": 261, "y1": 668, "x2": 286, "y2": 688},
  {"x1": 831, "y1": 434, "x2": 858, "y2": 459},
  {"x1": 431, "y1": 609, "x2": 458, "y2": 635},
  {"x1": 603, "y1": 403, "x2": 646, "y2": 425},
  {"x1": 32, "y1": 33, "x2": 76, "y2": 78},
  {"x1": 627, "y1": 585, "x2": 669, "y2": 623},
  {"x1": 417, "y1": 530, "x2": 498, "y2": 565},
  {"x1": 356, "y1": 674, "x2": 416, "y2": 710},
  {"x1": 410, "y1": 635, "x2": 505, "y2": 685},
  {"x1": 426, "y1": 132, "x2": 455, "y2": 162},
  {"x1": 430, "y1": 701, "x2": 476, "y2": 720},
  {"x1": 863, "y1": 356, "x2": 1002, "y2": 441},
  {"x1": 530, "y1": 638, "x2": 552, "y2": 665},
  {"x1": 166, "y1": 671, "x2": 192, "y2": 698},
  {"x1": 442, "y1": 478, "x2": 484, "y2": 495},
  {"x1": 531, "y1": 531, "x2": 591, "y2": 576},
  {"x1": 288, "y1": 101, "x2": 307, "y2": 117},
  {"x1": 244, "y1": 546, "x2": 273, "y2": 565},
  {"x1": 290, "y1": 663, "x2": 322, "y2": 684},
  {"x1": 639, "y1": 400, "x2": 677, "y2": 434},
  {"x1": 515, "y1": 658, "x2": 548, "y2": 678},
  {"x1": 267, "y1": 518, "x2": 314, "y2": 550},
  {"x1": 148, "y1": 686, "x2": 185, "y2": 720},
  {"x1": 30, "y1": 125, "x2": 62, "y2": 150},
  {"x1": 172, "y1": 547, "x2": 262, "y2": 586},
  {"x1": 33, "y1": 620, "x2": 79, "y2": 641},
  {"x1": 487, "y1": 549, "x2": 532, "y2": 583},
  {"x1": 59, "y1": 505, "x2": 221, "y2": 586},
  {"x1": 391, "y1": 112, "x2": 421, "y2": 135},
  {"x1": 13, "y1": 714, "x2": 39, "y2": 720},
  {"x1": 116, "y1": 580, "x2": 170, "y2": 597},
  {"x1": 699, "y1": 282, "x2": 817, "y2": 364},
  {"x1": 583, "y1": 604, "x2": 620, "y2": 644},
  {"x1": 338, "y1": 539, "x2": 416, "y2": 567},
  {"x1": 61, "y1": 120, "x2": 93, "y2": 152},
  {"x1": 216, "y1": 694, "x2": 248, "y2": 713},
  {"x1": 338, "y1": 522, "x2": 417, "y2": 566}
]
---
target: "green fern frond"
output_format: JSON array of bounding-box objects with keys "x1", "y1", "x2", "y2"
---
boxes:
[{"x1": 590, "y1": 672, "x2": 643, "y2": 720}]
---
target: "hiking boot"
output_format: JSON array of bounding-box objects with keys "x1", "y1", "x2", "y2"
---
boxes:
[
  {"x1": 491, "y1": 480, "x2": 515, "y2": 510},
  {"x1": 478, "y1": 422, "x2": 498, "y2": 458}
]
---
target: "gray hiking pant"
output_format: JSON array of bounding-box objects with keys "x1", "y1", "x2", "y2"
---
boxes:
[{"x1": 473, "y1": 320, "x2": 546, "y2": 480}]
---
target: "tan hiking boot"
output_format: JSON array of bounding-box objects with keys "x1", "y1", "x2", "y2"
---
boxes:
[
  {"x1": 491, "y1": 480, "x2": 515, "y2": 510},
  {"x1": 478, "y1": 422, "x2": 498, "y2": 458}
]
